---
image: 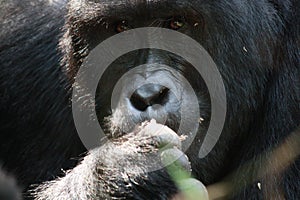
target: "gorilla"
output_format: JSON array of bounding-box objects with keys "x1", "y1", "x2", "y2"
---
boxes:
[{"x1": 0, "y1": 0, "x2": 299, "y2": 199}]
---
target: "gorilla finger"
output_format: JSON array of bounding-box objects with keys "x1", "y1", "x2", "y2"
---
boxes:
[{"x1": 140, "y1": 119, "x2": 182, "y2": 149}]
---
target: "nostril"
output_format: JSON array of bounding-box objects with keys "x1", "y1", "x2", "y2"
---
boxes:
[
  {"x1": 130, "y1": 84, "x2": 169, "y2": 111},
  {"x1": 155, "y1": 87, "x2": 169, "y2": 104},
  {"x1": 130, "y1": 92, "x2": 149, "y2": 111}
]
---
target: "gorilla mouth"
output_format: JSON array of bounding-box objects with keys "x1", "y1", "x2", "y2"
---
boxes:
[{"x1": 102, "y1": 106, "x2": 182, "y2": 139}]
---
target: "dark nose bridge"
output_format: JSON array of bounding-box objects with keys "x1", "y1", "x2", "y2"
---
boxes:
[{"x1": 134, "y1": 49, "x2": 168, "y2": 77}]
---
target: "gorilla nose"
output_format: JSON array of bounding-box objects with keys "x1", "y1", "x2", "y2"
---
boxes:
[{"x1": 130, "y1": 84, "x2": 169, "y2": 111}]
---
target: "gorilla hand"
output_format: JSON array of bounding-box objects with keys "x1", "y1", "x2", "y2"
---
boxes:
[{"x1": 33, "y1": 120, "x2": 194, "y2": 200}]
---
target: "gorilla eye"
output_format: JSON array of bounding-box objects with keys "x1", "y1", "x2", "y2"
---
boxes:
[
  {"x1": 169, "y1": 16, "x2": 185, "y2": 30},
  {"x1": 115, "y1": 20, "x2": 131, "y2": 33}
]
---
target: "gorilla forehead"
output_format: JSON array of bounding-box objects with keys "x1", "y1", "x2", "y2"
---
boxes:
[
  {"x1": 87, "y1": 0, "x2": 189, "y2": 6},
  {"x1": 69, "y1": 0, "x2": 195, "y2": 19}
]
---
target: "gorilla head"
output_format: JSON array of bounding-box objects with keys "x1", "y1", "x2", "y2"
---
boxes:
[{"x1": 64, "y1": 0, "x2": 277, "y2": 182}]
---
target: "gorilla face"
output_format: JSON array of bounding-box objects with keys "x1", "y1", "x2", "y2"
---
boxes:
[
  {"x1": 65, "y1": 0, "x2": 275, "y2": 163},
  {"x1": 67, "y1": 1, "x2": 216, "y2": 147}
]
